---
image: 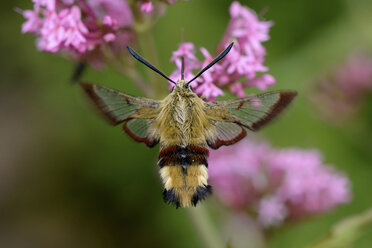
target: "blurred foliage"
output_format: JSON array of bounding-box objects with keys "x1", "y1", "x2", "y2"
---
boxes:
[
  {"x1": 1, "y1": 0, "x2": 372, "y2": 247},
  {"x1": 308, "y1": 209, "x2": 372, "y2": 248}
]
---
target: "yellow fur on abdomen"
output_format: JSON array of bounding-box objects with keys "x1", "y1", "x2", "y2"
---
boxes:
[
  {"x1": 158, "y1": 145, "x2": 212, "y2": 207},
  {"x1": 160, "y1": 165, "x2": 209, "y2": 207}
]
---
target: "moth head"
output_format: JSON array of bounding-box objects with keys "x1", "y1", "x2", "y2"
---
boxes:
[
  {"x1": 174, "y1": 79, "x2": 192, "y2": 92},
  {"x1": 126, "y1": 42, "x2": 234, "y2": 92}
]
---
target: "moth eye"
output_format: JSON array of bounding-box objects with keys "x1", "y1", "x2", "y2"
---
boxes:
[{"x1": 184, "y1": 84, "x2": 192, "y2": 91}]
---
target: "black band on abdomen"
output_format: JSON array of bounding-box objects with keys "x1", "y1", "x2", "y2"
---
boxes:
[{"x1": 158, "y1": 145, "x2": 209, "y2": 168}]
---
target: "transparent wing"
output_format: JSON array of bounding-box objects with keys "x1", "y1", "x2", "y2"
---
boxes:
[
  {"x1": 81, "y1": 83, "x2": 160, "y2": 147},
  {"x1": 205, "y1": 90, "x2": 297, "y2": 148},
  {"x1": 207, "y1": 121, "x2": 246, "y2": 149}
]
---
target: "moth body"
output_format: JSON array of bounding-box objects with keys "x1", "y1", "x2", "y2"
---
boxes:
[
  {"x1": 81, "y1": 43, "x2": 297, "y2": 208},
  {"x1": 156, "y1": 80, "x2": 213, "y2": 207}
]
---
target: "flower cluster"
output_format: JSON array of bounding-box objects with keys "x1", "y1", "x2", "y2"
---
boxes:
[
  {"x1": 208, "y1": 139, "x2": 351, "y2": 228},
  {"x1": 21, "y1": 0, "x2": 134, "y2": 60},
  {"x1": 169, "y1": 1, "x2": 275, "y2": 101},
  {"x1": 20, "y1": 0, "x2": 184, "y2": 68},
  {"x1": 312, "y1": 52, "x2": 372, "y2": 121}
]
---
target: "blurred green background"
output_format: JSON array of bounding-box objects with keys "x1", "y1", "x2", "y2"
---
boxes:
[{"x1": 1, "y1": 0, "x2": 372, "y2": 247}]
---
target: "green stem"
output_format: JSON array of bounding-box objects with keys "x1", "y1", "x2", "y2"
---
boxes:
[
  {"x1": 118, "y1": 63, "x2": 153, "y2": 97},
  {"x1": 187, "y1": 205, "x2": 225, "y2": 248},
  {"x1": 102, "y1": 44, "x2": 153, "y2": 97},
  {"x1": 138, "y1": 30, "x2": 168, "y2": 99}
]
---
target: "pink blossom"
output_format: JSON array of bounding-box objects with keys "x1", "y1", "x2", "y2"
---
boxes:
[
  {"x1": 229, "y1": 82, "x2": 245, "y2": 98},
  {"x1": 102, "y1": 16, "x2": 118, "y2": 29},
  {"x1": 269, "y1": 149, "x2": 351, "y2": 219},
  {"x1": 169, "y1": 1, "x2": 275, "y2": 101},
  {"x1": 63, "y1": 6, "x2": 89, "y2": 52},
  {"x1": 170, "y1": 42, "x2": 198, "y2": 64},
  {"x1": 21, "y1": 7, "x2": 43, "y2": 33},
  {"x1": 20, "y1": 0, "x2": 134, "y2": 66},
  {"x1": 38, "y1": 6, "x2": 88, "y2": 53},
  {"x1": 103, "y1": 33, "x2": 116, "y2": 42},
  {"x1": 209, "y1": 139, "x2": 351, "y2": 228},
  {"x1": 140, "y1": 1, "x2": 154, "y2": 13},
  {"x1": 61, "y1": 0, "x2": 74, "y2": 4},
  {"x1": 32, "y1": 0, "x2": 55, "y2": 10},
  {"x1": 312, "y1": 52, "x2": 372, "y2": 122},
  {"x1": 244, "y1": 74, "x2": 275, "y2": 91},
  {"x1": 194, "y1": 81, "x2": 224, "y2": 101},
  {"x1": 258, "y1": 196, "x2": 288, "y2": 227},
  {"x1": 87, "y1": 0, "x2": 133, "y2": 27}
]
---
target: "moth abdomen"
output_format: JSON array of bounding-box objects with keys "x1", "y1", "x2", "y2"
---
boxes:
[
  {"x1": 158, "y1": 145, "x2": 211, "y2": 207},
  {"x1": 192, "y1": 184, "x2": 212, "y2": 206}
]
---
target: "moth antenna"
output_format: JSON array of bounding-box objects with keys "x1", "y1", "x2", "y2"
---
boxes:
[
  {"x1": 127, "y1": 46, "x2": 176, "y2": 85},
  {"x1": 187, "y1": 42, "x2": 234, "y2": 86},
  {"x1": 71, "y1": 61, "x2": 87, "y2": 83},
  {"x1": 181, "y1": 56, "x2": 185, "y2": 80}
]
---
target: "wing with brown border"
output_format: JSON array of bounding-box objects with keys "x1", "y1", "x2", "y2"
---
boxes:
[
  {"x1": 205, "y1": 90, "x2": 297, "y2": 149},
  {"x1": 81, "y1": 83, "x2": 160, "y2": 147}
]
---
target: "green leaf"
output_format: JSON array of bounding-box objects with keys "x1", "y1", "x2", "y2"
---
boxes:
[{"x1": 308, "y1": 209, "x2": 372, "y2": 248}]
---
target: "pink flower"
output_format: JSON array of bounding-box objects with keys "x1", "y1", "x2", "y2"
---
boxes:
[
  {"x1": 269, "y1": 149, "x2": 351, "y2": 219},
  {"x1": 169, "y1": 1, "x2": 275, "y2": 101},
  {"x1": 38, "y1": 6, "x2": 88, "y2": 53},
  {"x1": 87, "y1": 0, "x2": 133, "y2": 27},
  {"x1": 170, "y1": 42, "x2": 198, "y2": 64},
  {"x1": 194, "y1": 81, "x2": 224, "y2": 101},
  {"x1": 63, "y1": 6, "x2": 89, "y2": 52},
  {"x1": 244, "y1": 74, "x2": 275, "y2": 91},
  {"x1": 258, "y1": 196, "x2": 288, "y2": 227},
  {"x1": 209, "y1": 139, "x2": 351, "y2": 228},
  {"x1": 32, "y1": 0, "x2": 55, "y2": 10},
  {"x1": 20, "y1": 0, "x2": 135, "y2": 66},
  {"x1": 102, "y1": 16, "x2": 118, "y2": 29},
  {"x1": 140, "y1": 1, "x2": 154, "y2": 13},
  {"x1": 21, "y1": 7, "x2": 43, "y2": 34},
  {"x1": 312, "y1": 52, "x2": 372, "y2": 122},
  {"x1": 103, "y1": 33, "x2": 116, "y2": 42}
]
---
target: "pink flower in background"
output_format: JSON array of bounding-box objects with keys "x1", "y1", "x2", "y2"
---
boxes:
[
  {"x1": 170, "y1": 1, "x2": 275, "y2": 101},
  {"x1": 258, "y1": 196, "x2": 288, "y2": 227},
  {"x1": 21, "y1": 6, "x2": 43, "y2": 33},
  {"x1": 209, "y1": 139, "x2": 351, "y2": 228},
  {"x1": 20, "y1": 0, "x2": 187, "y2": 67},
  {"x1": 140, "y1": 1, "x2": 154, "y2": 13},
  {"x1": 169, "y1": 42, "x2": 201, "y2": 88},
  {"x1": 20, "y1": 0, "x2": 135, "y2": 66},
  {"x1": 33, "y1": 0, "x2": 55, "y2": 10},
  {"x1": 312, "y1": 52, "x2": 372, "y2": 121},
  {"x1": 38, "y1": 6, "x2": 89, "y2": 53},
  {"x1": 87, "y1": 0, "x2": 133, "y2": 27},
  {"x1": 194, "y1": 81, "x2": 224, "y2": 100}
]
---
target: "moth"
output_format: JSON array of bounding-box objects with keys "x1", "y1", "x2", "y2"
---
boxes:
[{"x1": 81, "y1": 43, "x2": 297, "y2": 208}]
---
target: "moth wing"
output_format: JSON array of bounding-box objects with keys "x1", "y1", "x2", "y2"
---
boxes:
[
  {"x1": 207, "y1": 121, "x2": 247, "y2": 149},
  {"x1": 205, "y1": 90, "x2": 297, "y2": 149},
  {"x1": 81, "y1": 83, "x2": 160, "y2": 147}
]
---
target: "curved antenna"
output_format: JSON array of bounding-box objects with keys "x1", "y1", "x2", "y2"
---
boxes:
[
  {"x1": 187, "y1": 42, "x2": 234, "y2": 85},
  {"x1": 127, "y1": 46, "x2": 176, "y2": 85}
]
